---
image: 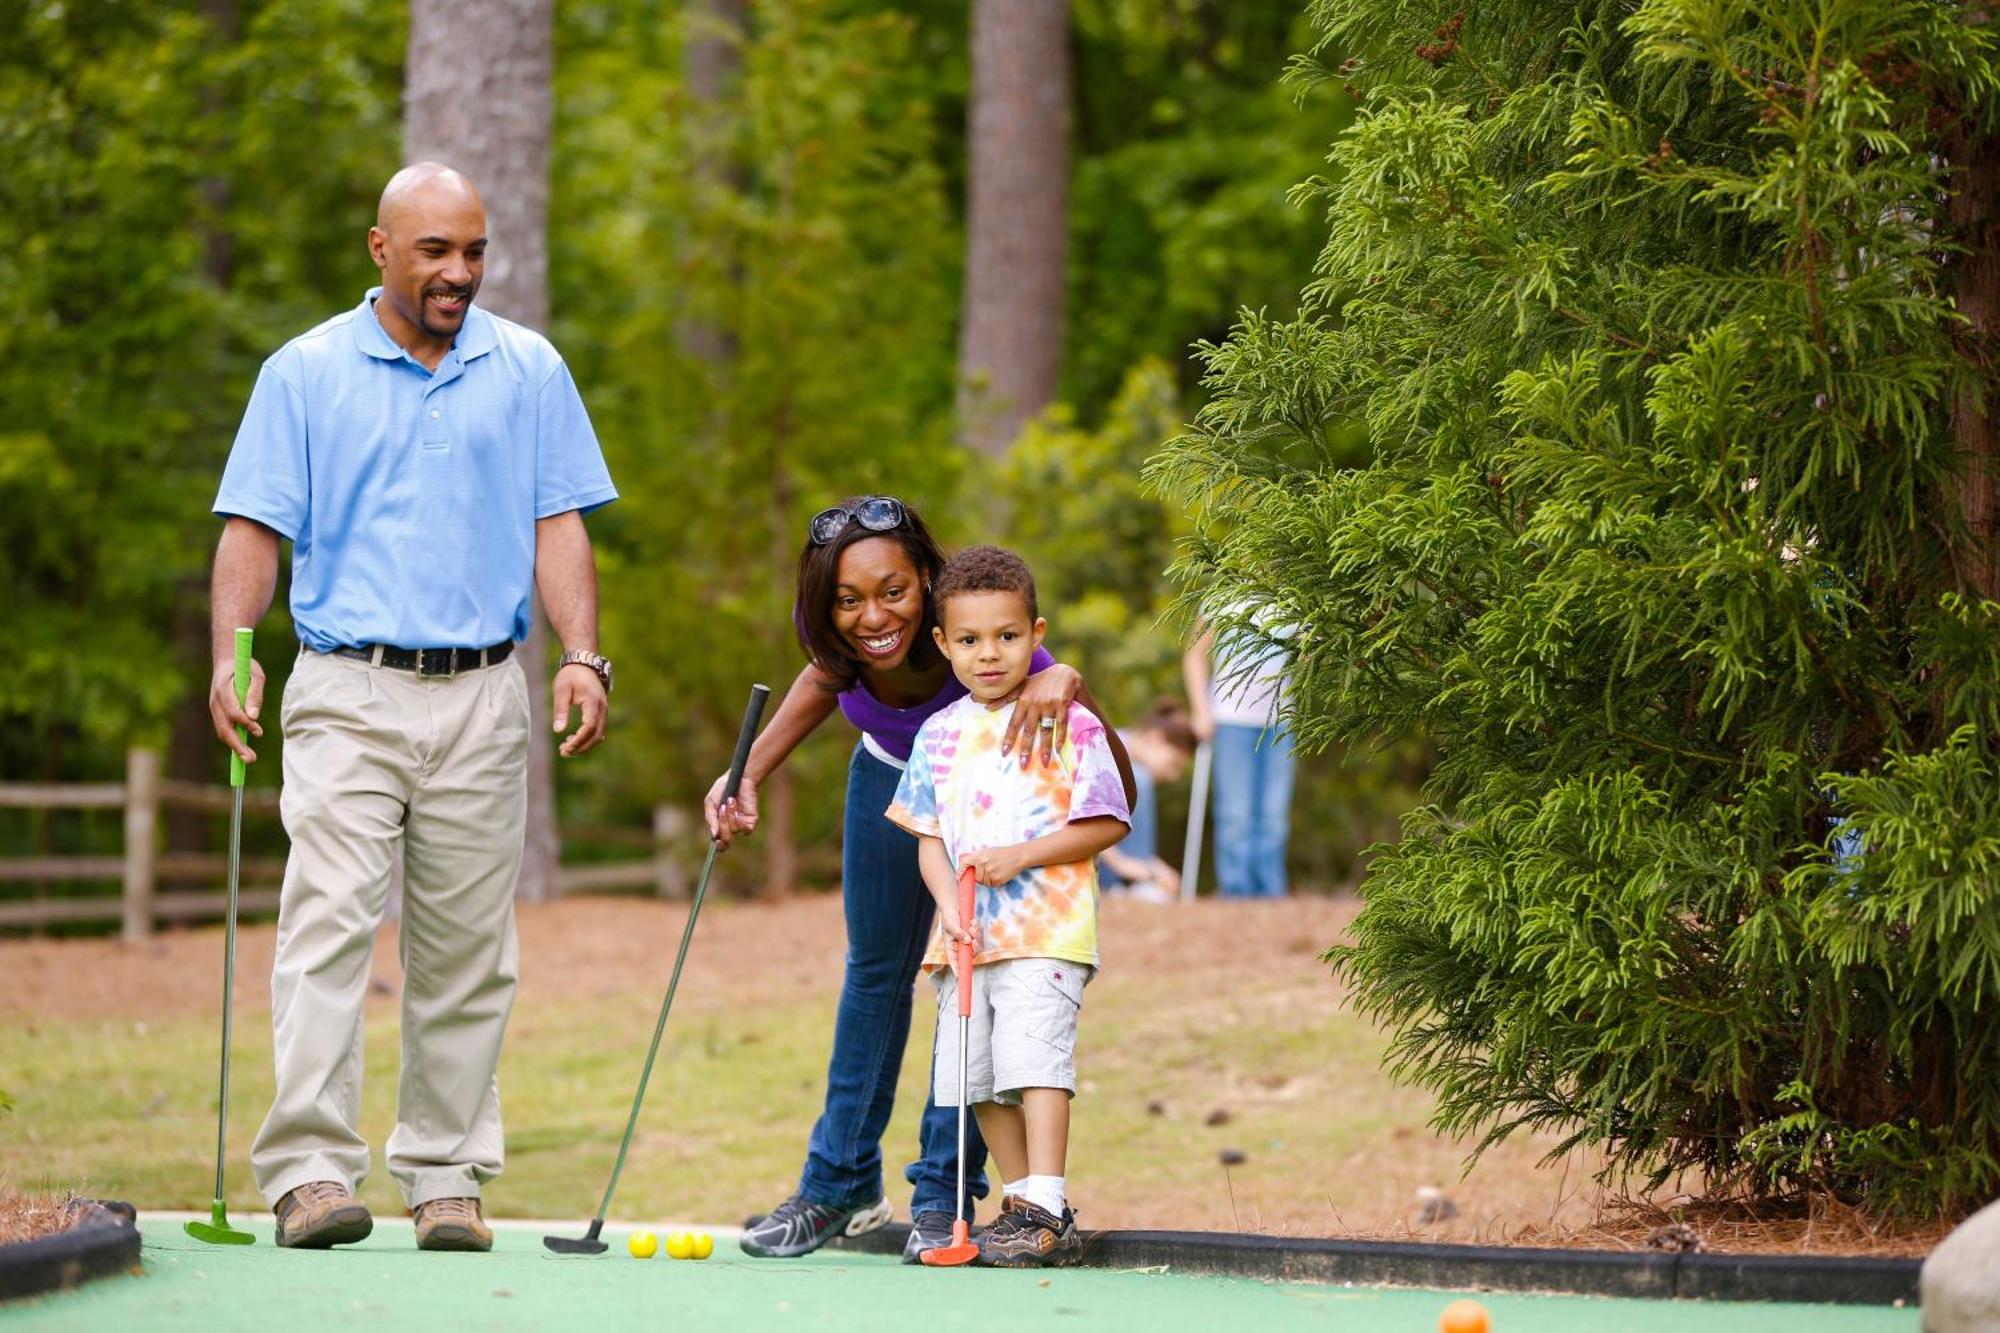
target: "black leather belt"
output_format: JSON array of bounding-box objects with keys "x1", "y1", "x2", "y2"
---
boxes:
[{"x1": 331, "y1": 641, "x2": 514, "y2": 676}]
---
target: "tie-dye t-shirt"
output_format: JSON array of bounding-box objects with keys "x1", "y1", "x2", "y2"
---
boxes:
[{"x1": 888, "y1": 696, "x2": 1130, "y2": 973}]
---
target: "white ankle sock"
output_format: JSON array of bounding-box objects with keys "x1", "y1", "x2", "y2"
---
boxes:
[
  {"x1": 1019, "y1": 1175, "x2": 1066, "y2": 1216},
  {"x1": 1003, "y1": 1177, "x2": 1029, "y2": 1203}
]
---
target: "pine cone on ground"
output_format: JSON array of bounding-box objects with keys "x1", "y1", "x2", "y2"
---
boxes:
[{"x1": 1644, "y1": 1222, "x2": 1706, "y2": 1253}]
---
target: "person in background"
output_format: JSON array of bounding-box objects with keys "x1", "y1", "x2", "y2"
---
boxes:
[
  {"x1": 1097, "y1": 698, "x2": 1198, "y2": 903},
  {"x1": 1183, "y1": 612, "x2": 1295, "y2": 898}
]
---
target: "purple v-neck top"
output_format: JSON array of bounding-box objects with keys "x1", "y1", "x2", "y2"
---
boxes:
[{"x1": 837, "y1": 646, "x2": 1055, "y2": 763}]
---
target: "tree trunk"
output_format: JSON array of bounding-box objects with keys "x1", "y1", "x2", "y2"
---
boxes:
[
  {"x1": 167, "y1": 0, "x2": 241, "y2": 855},
  {"x1": 763, "y1": 469, "x2": 798, "y2": 898},
  {"x1": 685, "y1": 0, "x2": 748, "y2": 108},
  {"x1": 1946, "y1": 118, "x2": 2000, "y2": 601},
  {"x1": 677, "y1": 0, "x2": 796, "y2": 895},
  {"x1": 956, "y1": 0, "x2": 1071, "y2": 456},
  {"x1": 680, "y1": 0, "x2": 746, "y2": 365},
  {"x1": 404, "y1": 0, "x2": 560, "y2": 902}
]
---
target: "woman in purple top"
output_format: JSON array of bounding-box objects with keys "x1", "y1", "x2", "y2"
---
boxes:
[{"x1": 707, "y1": 496, "x2": 1131, "y2": 1262}]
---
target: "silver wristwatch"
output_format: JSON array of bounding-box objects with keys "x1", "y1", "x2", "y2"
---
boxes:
[{"x1": 558, "y1": 649, "x2": 613, "y2": 694}]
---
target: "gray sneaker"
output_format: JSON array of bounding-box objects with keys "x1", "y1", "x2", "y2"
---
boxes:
[
  {"x1": 901, "y1": 1210, "x2": 964, "y2": 1263},
  {"x1": 274, "y1": 1181, "x2": 373, "y2": 1249},
  {"x1": 739, "y1": 1192, "x2": 891, "y2": 1258}
]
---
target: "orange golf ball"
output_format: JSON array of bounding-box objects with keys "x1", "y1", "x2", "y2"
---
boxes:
[{"x1": 1439, "y1": 1298, "x2": 1490, "y2": 1333}]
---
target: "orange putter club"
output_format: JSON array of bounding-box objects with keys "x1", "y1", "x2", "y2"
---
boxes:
[{"x1": 920, "y1": 865, "x2": 981, "y2": 1268}]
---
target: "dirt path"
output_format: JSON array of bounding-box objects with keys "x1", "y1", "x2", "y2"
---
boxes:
[{"x1": 0, "y1": 892, "x2": 1353, "y2": 1025}]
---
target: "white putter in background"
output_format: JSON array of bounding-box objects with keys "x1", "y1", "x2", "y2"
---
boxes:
[{"x1": 1180, "y1": 739, "x2": 1212, "y2": 903}]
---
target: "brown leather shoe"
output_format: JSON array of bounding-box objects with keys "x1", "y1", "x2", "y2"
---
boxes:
[
  {"x1": 274, "y1": 1180, "x2": 373, "y2": 1249},
  {"x1": 413, "y1": 1196, "x2": 492, "y2": 1252}
]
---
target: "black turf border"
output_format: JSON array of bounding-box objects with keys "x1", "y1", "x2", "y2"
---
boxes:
[
  {"x1": 822, "y1": 1223, "x2": 1920, "y2": 1307},
  {"x1": 0, "y1": 1201, "x2": 141, "y2": 1304}
]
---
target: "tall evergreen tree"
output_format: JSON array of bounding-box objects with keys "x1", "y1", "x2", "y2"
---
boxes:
[
  {"x1": 673, "y1": 0, "x2": 806, "y2": 896},
  {"x1": 551, "y1": 0, "x2": 962, "y2": 890},
  {"x1": 0, "y1": 0, "x2": 396, "y2": 789},
  {"x1": 1152, "y1": 0, "x2": 2000, "y2": 1212}
]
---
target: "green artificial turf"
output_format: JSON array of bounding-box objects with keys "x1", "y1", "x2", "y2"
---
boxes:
[{"x1": 0, "y1": 1218, "x2": 1921, "y2": 1333}]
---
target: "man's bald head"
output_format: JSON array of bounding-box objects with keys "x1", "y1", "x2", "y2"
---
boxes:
[
  {"x1": 367, "y1": 162, "x2": 489, "y2": 359},
  {"x1": 376, "y1": 162, "x2": 485, "y2": 235}
]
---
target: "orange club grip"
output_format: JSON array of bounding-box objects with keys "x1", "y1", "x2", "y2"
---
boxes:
[{"x1": 955, "y1": 864, "x2": 976, "y2": 1017}]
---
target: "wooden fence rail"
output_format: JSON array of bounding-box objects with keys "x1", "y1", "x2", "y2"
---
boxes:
[{"x1": 0, "y1": 748, "x2": 690, "y2": 938}]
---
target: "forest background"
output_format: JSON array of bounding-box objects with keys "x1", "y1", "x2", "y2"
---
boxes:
[
  {"x1": 10, "y1": 0, "x2": 2000, "y2": 1222},
  {"x1": 0, "y1": 0, "x2": 1408, "y2": 901}
]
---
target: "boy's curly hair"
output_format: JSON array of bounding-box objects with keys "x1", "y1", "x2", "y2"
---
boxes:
[{"x1": 933, "y1": 544, "x2": 1038, "y2": 622}]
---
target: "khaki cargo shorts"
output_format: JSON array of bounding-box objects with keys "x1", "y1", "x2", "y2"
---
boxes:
[{"x1": 930, "y1": 956, "x2": 1092, "y2": 1106}]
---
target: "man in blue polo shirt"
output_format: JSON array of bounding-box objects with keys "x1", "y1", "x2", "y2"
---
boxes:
[{"x1": 207, "y1": 162, "x2": 617, "y2": 1252}]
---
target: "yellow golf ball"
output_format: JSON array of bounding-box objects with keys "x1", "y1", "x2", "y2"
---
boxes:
[
  {"x1": 627, "y1": 1230, "x2": 658, "y2": 1259},
  {"x1": 665, "y1": 1230, "x2": 695, "y2": 1260},
  {"x1": 690, "y1": 1231, "x2": 714, "y2": 1260}
]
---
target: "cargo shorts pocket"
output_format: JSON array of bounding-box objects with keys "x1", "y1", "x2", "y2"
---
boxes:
[{"x1": 1026, "y1": 964, "x2": 1088, "y2": 1053}]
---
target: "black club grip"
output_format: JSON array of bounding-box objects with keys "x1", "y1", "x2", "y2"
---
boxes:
[{"x1": 721, "y1": 684, "x2": 771, "y2": 804}]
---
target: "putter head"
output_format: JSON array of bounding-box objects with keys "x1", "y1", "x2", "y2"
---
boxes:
[
  {"x1": 185, "y1": 1201, "x2": 255, "y2": 1245},
  {"x1": 918, "y1": 1219, "x2": 978, "y2": 1268},
  {"x1": 543, "y1": 1218, "x2": 608, "y2": 1255}
]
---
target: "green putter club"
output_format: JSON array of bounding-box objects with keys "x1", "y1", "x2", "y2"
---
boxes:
[{"x1": 187, "y1": 627, "x2": 257, "y2": 1247}]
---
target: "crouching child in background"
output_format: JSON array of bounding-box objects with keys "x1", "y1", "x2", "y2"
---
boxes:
[
  {"x1": 1097, "y1": 698, "x2": 1197, "y2": 902},
  {"x1": 887, "y1": 545, "x2": 1131, "y2": 1267}
]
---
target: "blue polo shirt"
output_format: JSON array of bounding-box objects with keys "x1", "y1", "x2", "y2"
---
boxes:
[{"x1": 214, "y1": 288, "x2": 617, "y2": 652}]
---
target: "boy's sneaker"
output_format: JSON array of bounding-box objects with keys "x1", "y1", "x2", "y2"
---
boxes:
[
  {"x1": 273, "y1": 1180, "x2": 373, "y2": 1249},
  {"x1": 739, "y1": 1192, "x2": 892, "y2": 1258},
  {"x1": 901, "y1": 1210, "x2": 968, "y2": 1263},
  {"x1": 975, "y1": 1197, "x2": 1082, "y2": 1268}
]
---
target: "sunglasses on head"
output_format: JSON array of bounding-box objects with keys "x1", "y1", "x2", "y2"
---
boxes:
[{"x1": 808, "y1": 496, "x2": 908, "y2": 546}]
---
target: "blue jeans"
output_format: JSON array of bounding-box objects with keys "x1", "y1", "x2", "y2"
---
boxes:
[
  {"x1": 1210, "y1": 722, "x2": 1295, "y2": 897},
  {"x1": 1098, "y1": 762, "x2": 1157, "y2": 887},
  {"x1": 798, "y1": 744, "x2": 989, "y2": 1218}
]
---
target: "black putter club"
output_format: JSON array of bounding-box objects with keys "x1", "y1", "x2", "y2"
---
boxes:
[{"x1": 544, "y1": 682, "x2": 770, "y2": 1255}]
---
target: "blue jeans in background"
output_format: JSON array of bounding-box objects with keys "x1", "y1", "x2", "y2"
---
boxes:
[
  {"x1": 1098, "y1": 762, "x2": 1158, "y2": 888},
  {"x1": 1210, "y1": 722, "x2": 1295, "y2": 897},
  {"x1": 797, "y1": 744, "x2": 989, "y2": 1219}
]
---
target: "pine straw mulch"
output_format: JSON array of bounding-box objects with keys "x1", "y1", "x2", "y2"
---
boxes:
[
  {"x1": 1508, "y1": 1192, "x2": 1953, "y2": 1260},
  {"x1": 0, "y1": 1185, "x2": 81, "y2": 1247}
]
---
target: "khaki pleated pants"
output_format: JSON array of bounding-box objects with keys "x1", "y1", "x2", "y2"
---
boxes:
[{"x1": 251, "y1": 647, "x2": 528, "y2": 1209}]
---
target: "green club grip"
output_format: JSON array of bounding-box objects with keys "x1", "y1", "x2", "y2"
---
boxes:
[{"x1": 230, "y1": 627, "x2": 254, "y2": 788}]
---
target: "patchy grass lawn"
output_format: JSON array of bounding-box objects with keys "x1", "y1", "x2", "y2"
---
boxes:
[{"x1": 0, "y1": 894, "x2": 1939, "y2": 1255}]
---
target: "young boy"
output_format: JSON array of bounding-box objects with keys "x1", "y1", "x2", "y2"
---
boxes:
[
  {"x1": 1098, "y1": 698, "x2": 1199, "y2": 902},
  {"x1": 886, "y1": 546, "x2": 1130, "y2": 1267}
]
